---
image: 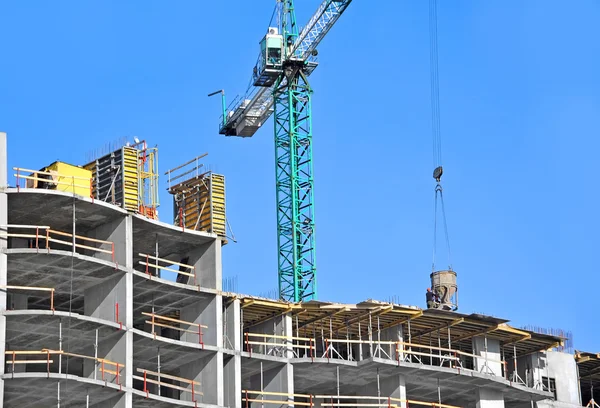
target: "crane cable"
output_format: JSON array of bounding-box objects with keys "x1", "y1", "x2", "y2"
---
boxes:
[{"x1": 429, "y1": 0, "x2": 452, "y2": 272}]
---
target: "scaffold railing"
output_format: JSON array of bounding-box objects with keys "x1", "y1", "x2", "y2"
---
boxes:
[
  {"x1": 142, "y1": 311, "x2": 207, "y2": 347},
  {"x1": 242, "y1": 391, "x2": 462, "y2": 408},
  {"x1": 138, "y1": 252, "x2": 196, "y2": 284},
  {"x1": 135, "y1": 368, "x2": 203, "y2": 402},
  {"x1": 1, "y1": 285, "x2": 55, "y2": 312},
  {"x1": 5, "y1": 349, "x2": 125, "y2": 387},
  {"x1": 0, "y1": 224, "x2": 116, "y2": 263},
  {"x1": 244, "y1": 332, "x2": 314, "y2": 359},
  {"x1": 13, "y1": 167, "x2": 93, "y2": 198}
]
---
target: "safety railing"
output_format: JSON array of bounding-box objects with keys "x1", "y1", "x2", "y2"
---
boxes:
[
  {"x1": 139, "y1": 253, "x2": 196, "y2": 285},
  {"x1": 244, "y1": 333, "x2": 315, "y2": 359},
  {"x1": 1, "y1": 285, "x2": 55, "y2": 312},
  {"x1": 5, "y1": 349, "x2": 125, "y2": 387},
  {"x1": 317, "y1": 395, "x2": 461, "y2": 408},
  {"x1": 135, "y1": 368, "x2": 203, "y2": 402},
  {"x1": 142, "y1": 312, "x2": 207, "y2": 348},
  {"x1": 323, "y1": 338, "x2": 505, "y2": 377},
  {"x1": 0, "y1": 224, "x2": 116, "y2": 264},
  {"x1": 243, "y1": 390, "x2": 314, "y2": 408},
  {"x1": 13, "y1": 167, "x2": 93, "y2": 199},
  {"x1": 242, "y1": 391, "x2": 462, "y2": 408}
]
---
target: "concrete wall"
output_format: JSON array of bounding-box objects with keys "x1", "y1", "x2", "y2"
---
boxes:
[
  {"x1": 188, "y1": 240, "x2": 222, "y2": 291},
  {"x1": 84, "y1": 273, "x2": 127, "y2": 324},
  {"x1": 547, "y1": 351, "x2": 580, "y2": 405},
  {"x1": 472, "y1": 336, "x2": 502, "y2": 376},
  {"x1": 0, "y1": 132, "x2": 8, "y2": 407},
  {"x1": 83, "y1": 216, "x2": 128, "y2": 265},
  {"x1": 180, "y1": 352, "x2": 222, "y2": 405},
  {"x1": 181, "y1": 296, "x2": 218, "y2": 345},
  {"x1": 248, "y1": 363, "x2": 294, "y2": 408}
]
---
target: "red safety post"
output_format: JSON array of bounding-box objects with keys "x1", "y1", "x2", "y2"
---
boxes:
[
  {"x1": 115, "y1": 302, "x2": 122, "y2": 330},
  {"x1": 89, "y1": 178, "x2": 94, "y2": 203},
  {"x1": 111, "y1": 243, "x2": 115, "y2": 263},
  {"x1": 388, "y1": 396, "x2": 392, "y2": 408},
  {"x1": 198, "y1": 325, "x2": 204, "y2": 349},
  {"x1": 245, "y1": 333, "x2": 251, "y2": 357},
  {"x1": 50, "y1": 289, "x2": 55, "y2": 313},
  {"x1": 310, "y1": 394, "x2": 313, "y2": 408},
  {"x1": 16, "y1": 168, "x2": 20, "y2": 192},
  {"x1": 35, "y1": 227, "x2": 39, "y2": 251},
  {"x1": 245, "y1": 390, "x2": 249, "y2": 408},
  {"x1": 145, "y1": 254, "x2": 150, "y2": 276},
  {"x1": 325, "y1": 339, "x2": 329, "y2": 362},
  {"x1": 310, "y1": 338, "x2": 314, "y2": 363},
  {"x1": 192, "y1": 382, "x2": 195, "y2": 402},
  {"x1": 12, "y1": 351, "x2": 16, "y2": 375},
  {"x1": 46, "y1": 229, "x2": 50, "y2": 252},
  {"x1": 143, "y1": 370, "x2": 148, "y2": 397}
]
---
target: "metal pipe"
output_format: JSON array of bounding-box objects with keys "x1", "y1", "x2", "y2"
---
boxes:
[
  {"x1": 157, "y1": 348, "x2": 161, "y2": 397},
  {"x1": 94, "y1": 329, "x2": 98, "y2": 380}
]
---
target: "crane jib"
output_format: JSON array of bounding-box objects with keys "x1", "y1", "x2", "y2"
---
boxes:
[{"x1": 219, "y1": 0, "x2": 352, "y2": 137}]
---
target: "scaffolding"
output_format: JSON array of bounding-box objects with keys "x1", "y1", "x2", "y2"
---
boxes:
[
  {"x1": 84, "y1": 140, "x2": 159, "y2": 219},
  {"x1": 165, "y1": 154, "x2": 228, "y2": 241}
]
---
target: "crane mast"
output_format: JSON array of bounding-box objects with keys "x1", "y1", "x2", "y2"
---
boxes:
[{"x1": 213, "y1": 0, "x2": 352, "y2": 302}]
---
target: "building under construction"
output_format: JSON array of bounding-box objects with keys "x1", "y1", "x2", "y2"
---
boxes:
[{"x1": 0, "y1": 131, "x2": 598, "y2": 408}]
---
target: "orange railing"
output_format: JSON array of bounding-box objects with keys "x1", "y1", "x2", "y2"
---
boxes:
[
  {"x1": 5, "y1": 349, "x2": 124, "y2": 387},
  {"x1": 135, "y1": 368, "x2": 203, "y2": 401},
  {"x1": 0, "y1": 224, "x2": 116, "y2": 263},
  {"x1": 242, "y1": 392, "x2": 462, "y2": 408},
  {"x1": 139, "y1": 253, "x2": 196, "y2": 284},
  {"x1": 13, "y1": 167, "x2": 93, "y2": 199},
  {"x1": 244, "y1": 333, "x2": 314, "y2": 360},
  {"x1": 142, "y1": 312, "x2": 207, "y2": 347},
  {"x1": 1, "y1": 285, "x2": 55, "y2": 312}
]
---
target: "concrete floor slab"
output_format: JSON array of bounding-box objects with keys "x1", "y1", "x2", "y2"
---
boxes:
[
  {"x1": 6, "y1": 249, "x2": 127, "y2": 312},
  {"x1": 132, "y1": 388, "x2": 223, "y2": 408},
  {"x1": 4, "y1": 310, "x2": 122, "y2": 354},
  {"x1": 7, "y1": 189, "x2": 127, "y2": 232},
  {"x1": 132, "y1": 328, "x2": 215, "y2": 372},
  {"x1": 2, "y1": 373, "x2": 124, "y2": 407}
]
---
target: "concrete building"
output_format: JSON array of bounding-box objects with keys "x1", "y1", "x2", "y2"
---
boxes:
[{"x1": 0, "y1": 131, "x2": 596, "y2": 408}]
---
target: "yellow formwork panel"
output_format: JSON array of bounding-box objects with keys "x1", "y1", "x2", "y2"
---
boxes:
[
  {"x1": 122, "y1": 147, "x2": 139, "y2": 212},
  {"x1": 210, "y1": 174, "x2": 226, "y2": 237},
  {"x1": 42, "y1": 161, "x2": 92, "y2": 197}
]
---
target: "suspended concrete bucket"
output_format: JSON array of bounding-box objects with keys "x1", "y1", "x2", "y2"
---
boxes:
[{"x1": 430, "y1": 270, "x2": 458, "y2": 311}]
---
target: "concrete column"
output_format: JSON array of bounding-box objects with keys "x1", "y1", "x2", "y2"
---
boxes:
[
  {"x1": 476, "y1": 388, "x2": 505, "y2": 408},
  {"x1": 0, "y1": 132, "x2": 8, "y2": 407},
  {"x1": 224, "y1": 299, "x2": 242, "y2": 408},
  {"x1": 123, "y1": 215, "x2": 133, "y2": 408},
  {"x1": 188, "y1": 240, "x2": 222, "y2": 290},
  {"x1": 381, "y1": 375, "x2": 407, "y2": 408},
  {"x1": 380, "y1": 324, "x2": 403, "y2": 361},
  {"x1": 472, "y1": 335, "x2": 502, "y2": 376},
  {"x1": 249, "y1": 364, "x2": 294, "y2": 408}
]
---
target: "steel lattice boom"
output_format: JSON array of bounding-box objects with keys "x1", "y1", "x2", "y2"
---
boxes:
[{"x1": 212, "y1": 0, "x2": 353, "y2": 302}]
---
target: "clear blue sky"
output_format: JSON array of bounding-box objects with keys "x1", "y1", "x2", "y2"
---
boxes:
[{"x1": 1, "y1": 1, "x2": 598, "y2": 351}]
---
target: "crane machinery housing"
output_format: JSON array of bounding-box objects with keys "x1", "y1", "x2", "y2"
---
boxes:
[{"x1": 211, "y1": 0, "x2": 353, "y2": 303}]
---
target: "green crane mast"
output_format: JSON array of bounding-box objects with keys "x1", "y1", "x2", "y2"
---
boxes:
[{"x1": 211, "y1": 0, "x2": 353, "y2": 302}]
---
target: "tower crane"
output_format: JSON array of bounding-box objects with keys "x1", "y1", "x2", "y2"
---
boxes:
[{"x1": 210, "y1": 0, "x2": 353, "y2": 303}]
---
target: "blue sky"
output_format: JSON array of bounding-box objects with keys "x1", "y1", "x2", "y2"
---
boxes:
[{"x1": 1, "y1": 1, "x2": 598, "y2": 351}]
